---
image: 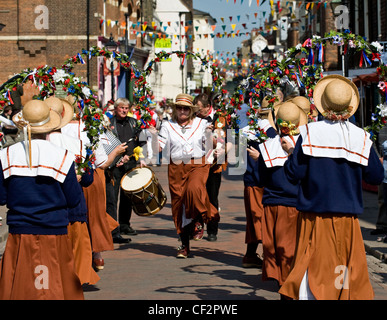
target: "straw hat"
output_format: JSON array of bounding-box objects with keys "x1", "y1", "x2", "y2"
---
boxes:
[
  {"x1": 259, "y1": 95, "x2": 282, "y2": 119},
  {"x1": 13, "y1": 99, "x2": 61, "y2": 134},
  {"x1": 289, "y1": 96, "x2": 318, "y2": 118},
  {"x1": 174, "y1": 93, "x2": 199, "y2": 113},
  {"x1": 44, "y1": 96, "x2": 74, "y2": 129},
  {"x1": 313, "y1": 75, "x2": 359, "y2": 119},
  {"x1": 268, "y1": 101, "x2": 308, "y2": 135}
]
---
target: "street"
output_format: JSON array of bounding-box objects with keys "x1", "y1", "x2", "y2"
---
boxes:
[{"x1": 81, "y1": 164, "x2": 387, "y2": 301}]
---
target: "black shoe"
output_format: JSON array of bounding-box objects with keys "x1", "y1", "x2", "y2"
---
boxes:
[
  {"x1": 370, "y1": 228, "x2": 386, "y2": 235},
  {"x1": 120, "y1": 225, "x2": 138, "y2": 236},
  {"x1": 113, "y1": 236, "x2": 131, "y2": 244},
  {"x1": 207, "y1": 234, "x2": 217, "y2": 242}
]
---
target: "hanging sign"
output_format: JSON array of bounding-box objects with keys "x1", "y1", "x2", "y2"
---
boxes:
[{"x1": 155, "y1": 38, "x2": 172, "y2": 62}]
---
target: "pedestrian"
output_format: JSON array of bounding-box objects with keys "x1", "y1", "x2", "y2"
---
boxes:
[
  {"x1": 0, "y1": 99, "x2": 84, "y2": 299},
  {"x1": 194, "y1": 92, "x2": 231, "y2": 241},
  {"x1": 46, "y1": 96, "x2": 100, "y2": 285},
  {"x1": 256, "y1": 100, "x2": 308, "y2": 292},
  {"x1": 278, "y1": 75, "x2": 384, "y2": 300},
  {"x1": 158, "y1": 93, "x2": 217, "y2": 258},
  {"x1": 105, "y1": 98, "x2": 146, "y2": 243},
  {"x1": 240, "y1": 94, "x2": 279, "y2": 268}
]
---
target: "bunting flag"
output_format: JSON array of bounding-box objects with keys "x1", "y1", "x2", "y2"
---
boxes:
[{"x1": 97, "y1": 0, "x2": 333, "y2": 40}]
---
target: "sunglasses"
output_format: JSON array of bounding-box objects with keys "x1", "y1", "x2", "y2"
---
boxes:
[{"x1": 176, "y1": 106, "x2": 191, "y2": 111}]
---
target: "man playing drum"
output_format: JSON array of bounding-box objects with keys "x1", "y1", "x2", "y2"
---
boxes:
[{"x1": 105, "y1": 98, "x2": 146, "y2": 243}]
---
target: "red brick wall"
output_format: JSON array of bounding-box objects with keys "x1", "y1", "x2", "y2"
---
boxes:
[{"x1": 0, "y1": 0, "x2": 144, "y2": 90}]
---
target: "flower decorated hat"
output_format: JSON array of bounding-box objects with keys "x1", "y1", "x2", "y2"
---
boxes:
[
  {"x1": 313, "y1": 75, "x2": 360, "y2": 120},
  {"x1": 269, "y1": 101, "x2": 308, "y2": 136},
  {"x1": 259, "y1": 91, "x2": 284, "y2": 119}
]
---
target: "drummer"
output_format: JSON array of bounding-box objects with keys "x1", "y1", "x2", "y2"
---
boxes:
[
  {"x1": 158, "y1": 93, "x2": 217, "y2": 258},
  {"x1": 105, "y1": 98, "x2": 147, "y2": 243}
]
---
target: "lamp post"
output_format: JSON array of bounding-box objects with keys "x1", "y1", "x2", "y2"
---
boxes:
[{"x1": 105, "y1": 34, "x2": 118, "y2": 101}]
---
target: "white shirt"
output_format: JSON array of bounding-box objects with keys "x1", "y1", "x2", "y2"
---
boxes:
[
  {"x1": 158, "y1": 117, "x2": 210, "y2": 162},
  {"x1": 61, "y1": 120, "x2": 108, "y2": 168}
]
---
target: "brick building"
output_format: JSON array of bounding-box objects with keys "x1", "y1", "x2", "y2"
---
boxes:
[{"x1": 0, "y1": 0, "x2": 155, "y2": 105}]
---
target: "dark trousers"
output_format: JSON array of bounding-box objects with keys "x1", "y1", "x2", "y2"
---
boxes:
[
  {"x1": 378, "y1": 183, "x2": 387, "y2": 231},
  {"x1": 206, "y1": 170, "x2": 222, "y2": 235},
  {"x1": 105, "y1": 160, "x2": 136, "y2": 237}
]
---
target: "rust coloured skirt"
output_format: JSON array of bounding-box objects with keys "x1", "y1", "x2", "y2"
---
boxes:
[
  {"x1": 67, "y1": 222, "x2": 100, "y2": 285},
  {"x1": 261, "y1": 205, "x2": 298, "y2": 285},
  {"x1": 0, "y1": 233, "x2": 84, "y2": 300},
  {"x1": 279, "y1": 212, "x2": 374, "y2": 300},
  {"x1": 168, "y1": 158, "x2": 216, "y2": 234},
  {"x1": 83, "y1": 168, "x2": 118, "y2": 253},
  {"x1": 244, "y1": 186, "x2": 264, "y2": 244}
]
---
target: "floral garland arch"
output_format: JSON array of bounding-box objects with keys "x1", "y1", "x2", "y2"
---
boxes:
[
  {"x1": 0, "y1": 46, "x2": 225, "y2": 173},
  {"x1": 0, "y1": 66, "x2": 105, "y2": 174},
  {"x1": 228, "y1": 30, "x2": 384, "y2": 142},
  {"x1": 63, "y1": 47, "x2": 225, "y2": 126}
]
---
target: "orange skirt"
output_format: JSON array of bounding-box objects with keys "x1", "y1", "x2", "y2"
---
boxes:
[
  {"x1": 279, "y1": 212, "x2": 374, "y2": 300},
  {"x1": 244, "y1": 186, "x2": 264, "y2": 244},
  {"x1": 67, "y1": 222, "x2": 100, "y2": 285},
  {"x1": 0, "y1": 233, "x2": 84, "y2": 300},
  {"x1": 261, "y1": 205, "x2": 298, "y2": 285},
  {"x1": 168, "y1": 158, "x2": 216, "y2": 234},
  {"x1": 83, "y1": 168, "x2": 118, "y2": 253}
]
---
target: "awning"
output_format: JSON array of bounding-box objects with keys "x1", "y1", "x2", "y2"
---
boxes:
[{"x1": 352, "y1": 72, "x2": 379, "y2": 86}]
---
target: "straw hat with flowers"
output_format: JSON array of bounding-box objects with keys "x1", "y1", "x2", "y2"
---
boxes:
[
  {"x1": 269, "y1": 101, "x2": 308, "y2": 136},
  {"x1": 313, "y1": 75, "x2": 360, "y2": 121}
]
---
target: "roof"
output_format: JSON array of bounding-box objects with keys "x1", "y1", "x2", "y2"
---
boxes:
[{"x1": 192, "y1": 8, "x2": 216, "y2": 25}]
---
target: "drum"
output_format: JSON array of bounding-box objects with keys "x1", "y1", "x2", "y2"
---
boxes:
[{"x1": 120, "y1": 167, "x2": 167, "y2": 216}]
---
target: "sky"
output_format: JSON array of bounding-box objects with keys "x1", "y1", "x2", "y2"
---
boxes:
[{"x1": 192, "y1": 0, "x2": 271, "y2": 55}]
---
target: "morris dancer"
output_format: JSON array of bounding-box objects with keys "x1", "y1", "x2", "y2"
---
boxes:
[
  {"x1": 256, "y1": 100, "x2": 308, "y2": 292},
  {"x1": 158, "y1": 93, "x2": 216, "y2": 258},
  {"x1": 61, "y1": 96, "x2": 127, "y2": 269},
  {"x1": 194, "y1": 92, "x2": 231, "y2": 241},
  {"x1": 46, "y1": 96, "x2": 100, "y2": 285},
  {"x1": 240, "y1": 95, "x2": 278, "y2": 268},
  {"x1": 0, "y1": 100, "x2": 84, "y2": 299},
  {"x1": 279, "y1": 75, "x2": 384, "y2": 300}
]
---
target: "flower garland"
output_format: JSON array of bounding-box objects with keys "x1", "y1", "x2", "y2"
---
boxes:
[
  {"x1": 0, "y1": 65, "x2": 104, "y2": 175},
  {"x1": 228, "y1": 30, "x2": 382, "y2": 142},
  {"x1": 366, "y1": 64, "x2": 387, "y2": 140},
  {"x1": 63, "y1": 47, "x2": 225, "y2": 129}
]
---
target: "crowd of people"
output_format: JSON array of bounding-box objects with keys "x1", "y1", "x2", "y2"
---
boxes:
[{"x1": 0, "y1": 73, "x2": 384, "y2": 300}]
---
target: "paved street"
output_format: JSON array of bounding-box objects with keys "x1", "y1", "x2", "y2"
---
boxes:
[
  {"x1": 1, "y1": 163, "x2": 387, "y2": 305},
  {"x1": 80, "y1": 164, "x2": 387, "y2": 301}
]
